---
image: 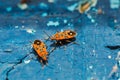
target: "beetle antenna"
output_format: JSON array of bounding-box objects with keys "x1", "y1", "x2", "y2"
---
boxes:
[
  {"x1": 43, "y1": 31, "x2": 51, "y2": 41},
  {"x1": 48, "y1": 47, "x2": 56, "y2": 56}
]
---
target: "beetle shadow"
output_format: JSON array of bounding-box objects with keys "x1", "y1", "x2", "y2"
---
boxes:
[{"x1": 50, "y1": 37, "x2": 76, "y2": 47}]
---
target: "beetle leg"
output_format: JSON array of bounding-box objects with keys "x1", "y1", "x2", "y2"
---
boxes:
[
  {"x1": 65, "y1": 40, "x2": 72, "y2": 42},
  {"x1": 59, "y1": 41, "x2": 62, "y2": 44},
  {"x1": 48, "y1": 47, "x2": 56, "y2": 56},
  {"x1": 59, "y1": 41, "x2": 64, "y2": 46},
  {"x1": 63, "y1": 45, "x2": 66, "y2": 51},
  {"x1": 46, "y1": 61, "x2": 48, "y2": 65},
  {"x1": 72, "y1": 42, "x2": 80, "y2": 45},
  {"x1": 108, "y1": 64, "x2": 118, "y2": 78},
  {"x1": 67, "y1": 41, "x2": 80, "y2": 46},
  {"x1": 29, "y1": 40, "x2": 33, "y2": 43},
  {"x1": 44, "y1": 38, "x2": 50, "y2": 43},
  {"x1": 42, "y1": 65, "x2": 45, "y2": 69},
  {"x1": 40, "y1": 60, "x2": 44, "y2": 67},
  {"x1": 55, "y1": 41, "x2": 58, "y2": 44}
]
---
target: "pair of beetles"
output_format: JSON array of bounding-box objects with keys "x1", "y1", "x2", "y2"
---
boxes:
[{"x1": 32, "y1": 30, "x2": 77, "y2": 67}]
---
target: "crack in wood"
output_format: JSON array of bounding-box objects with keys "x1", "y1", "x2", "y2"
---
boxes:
[{"x1": 105, "y1": 45, "x2": 120, "y2": 50}]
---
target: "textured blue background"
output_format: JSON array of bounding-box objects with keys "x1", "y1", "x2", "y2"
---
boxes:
[{"x1": 0, "y1": 0, "x2": 120, "y2": 80}]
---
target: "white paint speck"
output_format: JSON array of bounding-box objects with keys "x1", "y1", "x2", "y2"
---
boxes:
[
  {"x1": 89, "y1": 65, "x2": 93, "y2": 69},
  {"x1": 47, "y1": 78, "x2": 51, "y2": 80},
  {"x1": 48, "y1": 0, "x2": 55, "y2": 3},
  {"x1": 67, "y1": 3, "x2": 78, "y2": 12},
  {"x1": 15, "y1": 26, "x2": 19, "y2": 28},
  {"x1": 26, "y1": 29, "x2": 36, "y2": 34},
  {"x1": 93, "y1": 50, "x2": 96, "y2": 53},
  {"x1": 47, "y1": 21, "x2": 59, "y2": 26},
  {"x1": 61, "y1": 29, "x2": 63, "y2": 32},
  {"x1": 110, "y1": 0, "x2": 119, "y2": 9},
  {"x1": 82, "y1": 42, "x2": 85, "y2": 44},
  {"x1": 68, "y1": 23, "x2": 71, "y2": 26},
  {"x1": 91, "y1": 19, "x2": 95, "y2": 23},
  {"x1": 92, "y1": 0, "x2": 98, "y2": 7},
  {"x1": 108, "y1": 55, "x2": 112, "y2": 59},
  {"x1": 41, "y1": 13, "x2": 48, "y2": 17},
  {"x1": 114, "y1": 19, "x2": 117, "y2": 23},
  {"x1": 24, "y1": 60, "x2": 31, "y2": 64},
  {"x1": 116, "y1": 51, "x2": 120, "y2": 61},
  {"x1": 118, "y1": 51, "x2": 120, "y2": 55},
  {"x1": 22, "y1": 25, "x2": 25, "y2": 28},
  {"x1": 118, "y1": 78, "x2": 120, "y2": 80},
  {"x1": 63, "y1": 20, "x2": 67, "y2": 23},
  {"x1": 4, "y1": 49, "x2": 12, "y2": 52},
  {"x1": 87, "y1": 14, "x2": 92, "y2": 19},
  {"x1": 18, "y1": 3, "x2": 28, "y2": 10}
]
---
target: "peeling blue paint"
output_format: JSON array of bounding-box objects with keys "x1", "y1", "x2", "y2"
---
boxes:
[{"x1": 0, "y1": 0, "x2": 120, "y2": 80}]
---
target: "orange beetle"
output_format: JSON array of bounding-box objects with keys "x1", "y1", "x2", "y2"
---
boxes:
[
  {"x1": 44, "y1": 30, "x2": 78, "y2": 51},
  {"x1": 50, "y1": 30, "x2": 77, "y2": 41},
  {"x1": 32, "y1": 40, "x2": 48, "y2": 65}
]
